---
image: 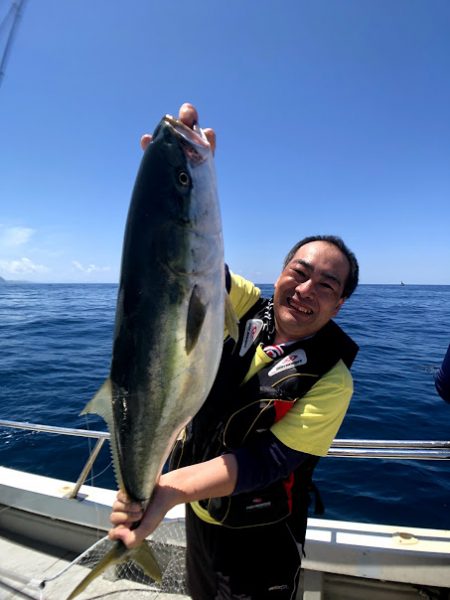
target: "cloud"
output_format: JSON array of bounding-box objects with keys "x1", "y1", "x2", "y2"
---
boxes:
[
  {"x1": 0, "y1": 257, "x2": 49, "y2": 274},
  {"x1": 0, "y1": 226, "x2": 35, "y2": 248},
  {"x1": 72, "y1": 260, "x2": 111, "y2": 274}
]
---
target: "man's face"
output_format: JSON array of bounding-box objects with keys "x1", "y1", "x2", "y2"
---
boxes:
[{"x1": 273, "y1": 241, "x2": 350, "y2": 342}]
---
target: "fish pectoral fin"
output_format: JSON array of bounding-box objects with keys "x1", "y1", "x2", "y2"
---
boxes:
[
  {"x1": 80, "y1": 378, "x2": 113, "y2": 421},
  {"x1": 225, "y1": 291, "x2": 239, "y2": 344},
  {"x1": 186, "y1": 284, "x2": 207, "y2": 354},
  {"x1": 66, "y1": 540, "x2": 162, "y2": 600}
]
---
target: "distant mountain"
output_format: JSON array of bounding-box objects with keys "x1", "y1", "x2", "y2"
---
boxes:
[{"x1": 0, "y1": 276, "x2": 33, "y2": 284}]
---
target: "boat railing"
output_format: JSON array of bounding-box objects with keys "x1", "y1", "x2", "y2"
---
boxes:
[{"x1": 1, "y1": 418, "x2": 450, "y2": 499}]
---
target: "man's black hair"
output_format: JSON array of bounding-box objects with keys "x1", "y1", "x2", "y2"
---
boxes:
[{"x1": 283, "y1": 235, "x2": 359, "y2": 299}]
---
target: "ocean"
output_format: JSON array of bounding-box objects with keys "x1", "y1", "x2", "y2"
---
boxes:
[{"x1": 1, "y1": 282, "x2": 449, "y2": 530}]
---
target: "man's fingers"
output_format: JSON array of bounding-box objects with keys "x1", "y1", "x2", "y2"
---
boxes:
[
  {"x1": 110, "y1": 510, "x2": 138, "y2": 527},
  {"x1": 116, "y1": 490, "x2": 130, "y2": 503},
  {"x1": 114, "y1": 492, "x2": 140, "y2": 510},
  {"x1": 178, "y1": 102, "x2": 198, "y2": 128},
  {"x1": 112, "y1": 501, "x2": 142, "y2": 515},
  {"x1": 203, "y1": 127, "x2": 216, "y2": 154},
  {"x1": 140, "y1": 104, "x2": 216, "y2": 154},
  {"x1": 140, "y1": 134, "x2": 152, "y2": 151},
  {"x1": 108, "y1": 525, "x2": 140, "y2": 548},
  {"x1": 111, "y1": 493, "x2": 143, "y2": 526}
]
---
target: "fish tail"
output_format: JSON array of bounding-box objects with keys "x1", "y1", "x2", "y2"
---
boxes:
[{"x1": 66, "y1": 539, "x2": 162, "y2": 599}]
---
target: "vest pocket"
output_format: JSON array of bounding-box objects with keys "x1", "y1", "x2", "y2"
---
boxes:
[{"x1": 204, "y1": 480, "x2": 291, "y2": 528}]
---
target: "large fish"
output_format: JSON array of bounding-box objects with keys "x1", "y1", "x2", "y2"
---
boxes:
[{"x1": 67, "y1": 114, "x2": 236, "y2": 599}]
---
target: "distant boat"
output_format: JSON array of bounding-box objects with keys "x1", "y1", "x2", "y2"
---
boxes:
[{"x1": 400, "y1": 281, "x2": 406, "y2": 286}]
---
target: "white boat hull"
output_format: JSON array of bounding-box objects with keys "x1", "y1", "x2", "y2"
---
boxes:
[{"x1": 0, "y1": 466, "x2": 449, "y2": 599}]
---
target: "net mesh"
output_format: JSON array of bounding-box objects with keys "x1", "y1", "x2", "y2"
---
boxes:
[{"x1": 1, "y1": 518, "x2": 189, "y2": 599}]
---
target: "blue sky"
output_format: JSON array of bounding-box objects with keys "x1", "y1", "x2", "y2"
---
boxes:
[{"x1": 1, "y1": 0, "x2": 449, "y2": 284}]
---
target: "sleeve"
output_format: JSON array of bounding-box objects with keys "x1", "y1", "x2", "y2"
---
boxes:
[
  {"x1": 435, "y1": 344, "x2": 450, "y2": 403},
  {"x1": 271, "y1": 359, "x2": 354, "y2": 456},
  {"x1": 228, "y1": 269, "x2": 261, "y2": 319},
  {"x1": 232, "y1": 431, "x2": 311, "y2": 495}
]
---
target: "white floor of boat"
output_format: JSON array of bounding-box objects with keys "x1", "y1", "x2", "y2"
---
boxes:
[
  {"x1": 2, "y1": 467, "x2": 450, "y2": 599},
  {"x1": 2, "y1": 526, "x2": 450, "y2": 600},
  {"x1": 0, "y1": 531, "x2": 189, "y2": 600}
]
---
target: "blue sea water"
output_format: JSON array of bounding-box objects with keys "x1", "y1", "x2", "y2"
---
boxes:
[{"x1": 0, "y1": 282, "x2": 449, "y2": 530}]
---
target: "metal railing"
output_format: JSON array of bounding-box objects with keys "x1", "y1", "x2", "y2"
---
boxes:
[
  {"x1": 0, "y1": 419, "x2": 109, "y2": 499},
  {"x1": 1, "y1": 418, "x2": 450, "y2": 498}
]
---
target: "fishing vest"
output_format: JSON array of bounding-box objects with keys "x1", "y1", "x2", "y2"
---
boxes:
[{"x1": 169, "y1": 297, "x2": 358, "y2": 540}]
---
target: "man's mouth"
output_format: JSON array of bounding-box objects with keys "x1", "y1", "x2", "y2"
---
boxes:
[{"x1": 287, "y1": 297, "x2": 313, "y2": 315}]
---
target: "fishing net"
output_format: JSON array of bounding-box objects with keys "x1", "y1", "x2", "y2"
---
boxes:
[{"x1": 0, "y1": 515, "x2": 189, "y2": 599}]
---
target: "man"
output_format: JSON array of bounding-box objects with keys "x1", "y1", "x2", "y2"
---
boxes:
[{"x1": 110, "y1": 104, "x2": 359, "y2": 599}]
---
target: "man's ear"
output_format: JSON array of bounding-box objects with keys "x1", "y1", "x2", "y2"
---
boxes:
[{"x1": 332, "y1": 298, "x2": 346, "y2": 317}]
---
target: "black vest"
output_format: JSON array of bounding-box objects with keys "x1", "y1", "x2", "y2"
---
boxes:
[{"x1": 169, "y1": 297, "x2": 358, "y2": 540}]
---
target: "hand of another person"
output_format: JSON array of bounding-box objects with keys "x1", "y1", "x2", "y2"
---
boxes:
[{"x1": 140, "y1": 102, "x2": 216, "y2": 153}]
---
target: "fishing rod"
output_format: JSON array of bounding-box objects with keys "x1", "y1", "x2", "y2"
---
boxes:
[{"x1": 0, "y1": 0, "x2": 27, "y2": 89}]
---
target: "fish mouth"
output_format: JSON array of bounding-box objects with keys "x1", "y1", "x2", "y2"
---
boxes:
[
  {"x1": 164, "y1": 114, "x2": 210, "y2": 149},
  {"x1": 287, "y1": 296, "x2": 314, "y2": 316}
]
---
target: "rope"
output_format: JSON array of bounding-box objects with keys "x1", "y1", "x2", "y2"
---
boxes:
[{"x1": 38, "y1": 535, "x2": 110, "y2": 588}]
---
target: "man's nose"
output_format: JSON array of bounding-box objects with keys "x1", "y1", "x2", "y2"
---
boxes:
[{"x1": 295, "y1": 278, "x2": 316, "y2": 297}]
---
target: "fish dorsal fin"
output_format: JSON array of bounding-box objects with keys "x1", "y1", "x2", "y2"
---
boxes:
[{"x1": 186, "y1": 284, "x2": 207, "y2": 354}]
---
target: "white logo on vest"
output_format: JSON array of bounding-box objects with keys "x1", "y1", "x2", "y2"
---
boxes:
[
  {"x1": 239, "y1": 319, "x2": 264, "y2": 356},
  {"x1": 268, "y1": 349, "x2": 307, "y2": 376}
]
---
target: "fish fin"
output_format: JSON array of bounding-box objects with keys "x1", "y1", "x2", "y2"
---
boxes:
[
  {"x1": 225, "y1": 291, "x2": 239, "y2": 344},
  {"x1": 80, "y1": 378, "x2": 113, "y2": 422},
  {"x1": 186, "y1": 284, "x2": 207, "y2": 354},
  {"x1": 66, "y1": 540, "x2": 129, "y2": 599},
  {"x1": 66, "y1": 540, "x2": 162, "y2": 599},
  {"x1": 132, "y1": 539, "x2": 163, "y2": 582},
  {"x1": 80, "y1": 379, "x2": 125, "y2": 489}
]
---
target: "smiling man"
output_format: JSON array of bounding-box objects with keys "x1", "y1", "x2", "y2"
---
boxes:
[
  {"x1": 110, "y1": 105, "x2": 360, "y2": 600},
  {"x1": 112, "y1": 235, "x2": 359, "y2": 600},
  {"x1": 274, "y1": 236, "x2": 354, "y2": 342}
]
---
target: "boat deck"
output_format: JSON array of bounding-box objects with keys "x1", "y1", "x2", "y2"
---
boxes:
[
  {"x1": 2, "y1": 523, "x2": 450, "y2": 600},
  {"x1": 0, "y1": 527, "x2": 189, "y2": 600},
  {"x1": 1, "y1": 465, "x2": 450, "y2": 599}
]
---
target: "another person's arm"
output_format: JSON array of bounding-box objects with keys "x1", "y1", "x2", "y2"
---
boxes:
[{"x1": 435, "y1": 344, "x2": 450, "y2": 403}]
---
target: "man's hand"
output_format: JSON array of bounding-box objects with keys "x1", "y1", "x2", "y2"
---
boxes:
[
  {"x1": 140, "y1": 102, "x2": 216, "y2": 153},
  {"x1": 109, "y1": 484, "x2": 174, "y2": 549},
  {"x1": 109, "y1": 490, "x2": 145, "y2": 548}
]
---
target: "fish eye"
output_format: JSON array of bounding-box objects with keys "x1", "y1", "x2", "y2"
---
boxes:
[{"x1": 178, "y1": 171, "x2": 190, "y2": 186}]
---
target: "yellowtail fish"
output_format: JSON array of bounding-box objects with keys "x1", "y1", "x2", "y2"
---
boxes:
[{"x1": 67, "y1": 114, "x2": 237, "y2": 599}]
